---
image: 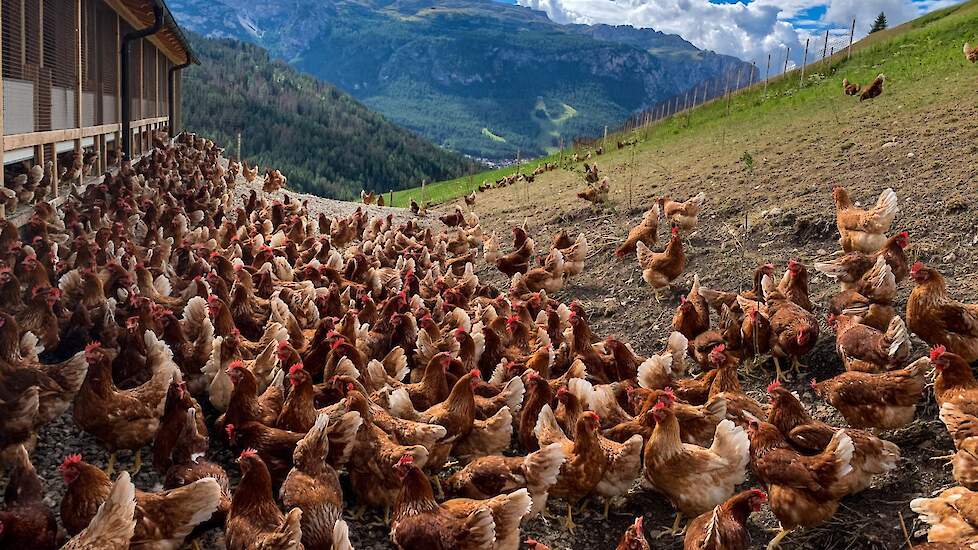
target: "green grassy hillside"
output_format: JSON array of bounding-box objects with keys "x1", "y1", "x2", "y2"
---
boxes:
[{"x1": 396, "y1": 0, "x2": 978, "y2": 206}]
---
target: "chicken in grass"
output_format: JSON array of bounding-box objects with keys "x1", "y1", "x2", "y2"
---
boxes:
[
  {"x1": 907, "y1": 262, "x2": 978, "y2": 363},
  {"x1": 0, "y1": 445, "x2": 58, "y2": 549},
  {"x1": 643, "y1": 397, "x2": 750, "y2": 535},
  {"x1": 535, "y1": 406, "x2": 607, "y2": 532},
  {"x1": 828, "y1": 312, "x2": 911, "y2": 373},
  {"x1": 616, "y1": 207, "x2": 659, "y2": 258},
  {"x1": 683, "y1": 489, "x2": 767, "y2": 550},
  {"x1": 617, "y1": 516, "x2": 651, "y2": 550},
  {"x1": 967, "y1": 43, "x2": 978, "y2": 63},
  {"x1": 776, "y1": 260, "x2": 813, "y2": 313},
  {"x1": 577, "y1": 176, "x2": 610, "y2": 205},
  {"x1": 814, "y1": 231, "x2": 910, "y2": 287},
  {"x1": 73, "y1": 338, "x2": 178, "y2": 474},
  {"x1": 636, "y1": 227, "x2": 686, "y2": 302},
  {"x1": 391, "y1": 455, "x2": 532, "y2": 550},
  {"x1": 279, "y1": 412, "x2": 345, "y2": 550},
  {"x1": 911, "y1": 486, "x2": 978, "y2": 545},
  {"x1": 60, "y1": 471, "x2": 136, "y2": 550},
  {"x1": 811, "y1": 356, "x2": 930, "y2": 430},
  {"x1": 937, "y1": 400, "x2": 978, "y2": 490},
  {"x1": 746, "y1": 417, "x2": 853, "y2": 549},
  {"x1": 832, "y1": 186, "x2": 899, "y2": 253},
  {"x1": 859, "y1": 74, "x2": 885, "y2": 101},
  {"x1": 226, "y1": 449, "x2": 304, "y2": 550},
  {"x1": 445, "y1": 442, "x2": 566, "y2": 518},
  {"x1": 766, "y1": 382, "x2": 899, "y2": 495},
  {"x1": 842, "y1": 79, "x2": 861, "y2": 96},
  {"x1": 59, "y1": 454, "x2": 221, "y2": 546},
  {"x1": 658, "y1": 192, "x2": 706, "y2": 231},
  {"x1": 744, "y1": 281, "x2": 818, "y2": 382}
]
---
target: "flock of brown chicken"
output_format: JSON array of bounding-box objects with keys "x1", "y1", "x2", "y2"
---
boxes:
[{"x1": 0, "y1": 124, "x2": 977, "y2": 550}]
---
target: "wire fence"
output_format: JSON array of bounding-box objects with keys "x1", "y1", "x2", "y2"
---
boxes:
[{"x1": 594, "y1": 18, "x2": 861, "y2": 139}]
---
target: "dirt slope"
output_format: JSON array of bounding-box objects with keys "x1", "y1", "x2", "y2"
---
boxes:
[{"x1": 436, "y1": 68, "x2": 978, "y2": 549}]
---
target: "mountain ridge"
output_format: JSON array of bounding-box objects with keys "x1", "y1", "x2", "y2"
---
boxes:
[
  {"x1": 170, "y1": 0, "x2": 755, "y2": 160},
  {"x1": 182, "y1": 33, "x2": 481, "y2": 200}
]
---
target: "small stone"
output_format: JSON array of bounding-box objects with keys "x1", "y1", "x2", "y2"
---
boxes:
[
  {"x1": 908, "y1": 152, "x2": 915, "y2": 158},
  {"x1": 817, "y1": 248, "x2": 828, "y2": 255}
]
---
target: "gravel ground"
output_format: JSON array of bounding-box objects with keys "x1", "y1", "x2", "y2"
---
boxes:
[{"x1": 12, "y1": 77, "x2": 978, "y2": 550}]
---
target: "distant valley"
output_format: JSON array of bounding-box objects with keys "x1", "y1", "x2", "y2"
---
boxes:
[{"x1": 170, "y1": 0, "x2": 754, "y2": 161}]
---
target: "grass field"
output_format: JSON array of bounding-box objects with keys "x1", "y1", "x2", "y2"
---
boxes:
[{"x1": 389, "y1": 0, "x2": 978, "y2": 207}]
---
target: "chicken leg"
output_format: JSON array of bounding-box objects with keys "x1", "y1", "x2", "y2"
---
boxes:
[
  {"x1": 772, "y1": 357, "x2": 786, "y2": 383},
  {"x1": 130, "y1": 449, "x2": 143, "y2": 475},
  {"x1": 767, "y1": 526, "x2": 794, "y2": 549},
  {"x1": 104, "y1": 452, "x2": 117, "y2": 476},
  {"x1": 564, "y1": 503, "x2": 579, "y2": 533}
]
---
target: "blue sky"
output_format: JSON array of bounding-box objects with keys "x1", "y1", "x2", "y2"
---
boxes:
[{"x1": 498, "y1": 0, "x2": 958, "y2": 63}]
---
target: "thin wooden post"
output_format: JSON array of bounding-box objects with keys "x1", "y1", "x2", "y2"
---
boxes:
[
  {"x1": 421, "y1": 180, "x2": 426, "y2": 205},
  {"x1": 783, "y1": 47, "x2": 791, "y2": 76},
  {"x1": 764, "y1": 53, "x2": 771, "y2": 94},
  {"x1": 748, "y1": 61, "x2": 756, "y2": 89},
  {"x1": 388, "y1": 190, "x2": 393, "y2": 207},
  {"x1": 74, "y1": 0, "x2": 83, "y2": 191},
  {"x1": 0, "y1": 2, "x2": 4, "y2": 196},
  {"x1": 237, "y1": 133, "x2": 242, "y2": 162},
  {"x1": 603, "y1": 126, "x2": 608, "y2": 148},
  {"x1": 822, "y1": 30, "x2": 830, "y2": 61},
  {"x1": 723, "y1": 71, "x2": 732, "y2": 115},
  {"x1": 800, "y1": 38, "x2": 810, "y2": 85},
  {"x1": 115, "y1": 14, "x2": 121, "y2": 162},
  {"x1": 847, "y1": 18, "x2": 856, "y2": 60}
]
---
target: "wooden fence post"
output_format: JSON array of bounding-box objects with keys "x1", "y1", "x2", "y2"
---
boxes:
[
  {"x1": 847, "y1": 18, "x2": 856, "y2": 60},
  {"x1": 822, "y1": 30, "x2": 830, "y2": 62},
  {"x1": 764, "y1": 53, "x2": 771, "y2": 94},
  {"x1": 800, "y1": 38, "x2": 810, "y2": 85},
  {"x1": 783, "y1": 47, "x2": 791, "y2": 76}
]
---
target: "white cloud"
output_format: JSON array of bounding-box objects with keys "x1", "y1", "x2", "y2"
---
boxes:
[{"x1": 515, "y1": 0, "x2": 948, "y2": 63}]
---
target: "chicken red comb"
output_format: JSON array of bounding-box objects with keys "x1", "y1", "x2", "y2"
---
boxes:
[
  {"x1": 225, "y1": 424, "x2": 235, "y2": 435},
  {"x1": 207, "y1": 294, "x2": 220, "y2": 304},
  {"x1": 809, "y1": 378, "x2": 818, "y2": 390},
  {"x1": 346, "y1": 383, "x2": 355, "y2": 392},
  {"x1": 751, "y1": 488, "x2": 768, "y2": 501},
  {"x1": 84, "y1": 341, "x2": 102, "y2": 353},
  {"x1": 239, "y1": 448, "x2": 258, "y2": 460},
  {"x1": 671, "y1": 226, "x2": 679, "y2": 236},
  {"x1": 227, "y1": 359, "x2": 245, "y2": 371},
  {"x1": 469, "y1": 369, "x2": 481, "y2": 379},
  {"x1": 899, "y1": 231, "x2": 909, "y2": 239},
  {"x1": 396, "y1": 455, "x2": 415, "y2": 467},
  {"x1": 653, "y1": 401, "x2": 667, "y2": 411},
  {"x1": 454, "y1": 327, "x2": 467, "y2": 335},
  {"x1": 526, "y1": 370, "x2": 539, "y2": 380},
  {"x1": 910, "y1": 261, "x2": 924, "y2": 274},
  {"x1": 713, "y1": 344, "x2": 727, "y2": 354},
  {"x1": 633, "y1": 516, "x2": 643, "y2": 531},
  {"x1": 59, "y1": 454, "x2": 83, "y2": 471},
  {"x1": 680, "y1": 295, "x2": 687, "y2": 304},
  {"x1": 766, "y1": 380, "x2": 781, "y2": 393},
  {"x1": 584, "y1": 411, "x2": 600, "y2": 422},
  {"x1": 930, "y1": 345, "x2": 947, "y2": 361},
  {"x1": 556, "y1": 386, "x2": 569, "y2": 397},
  {"x1": 330, "y1": 337, "x2": 346, "y2": 350},
  {"x1": 663, "y1": 387, "x2": 676, "y2": 400},
  {"x1": 278, "y1": 340, "x2": 290, "y2": 351},
  {"x1": 288, "y1": 363, "x2": 305, "y2": 375}
]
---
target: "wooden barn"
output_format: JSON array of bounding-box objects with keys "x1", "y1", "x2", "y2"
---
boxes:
[{"x1": 0, "y1": 0, "x2": 196, "y2": 215}]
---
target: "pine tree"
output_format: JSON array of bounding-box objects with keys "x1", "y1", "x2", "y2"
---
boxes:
[{"x1": 869, "y1": 12, "x2": 888, "y2": 34}]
